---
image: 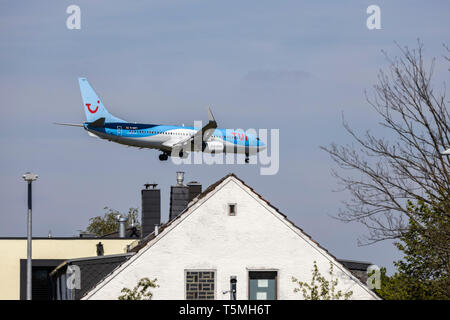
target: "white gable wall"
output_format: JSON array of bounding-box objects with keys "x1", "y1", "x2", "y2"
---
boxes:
[{"x1": 85, "y1": 177, "x2": 377, "y2": 300}]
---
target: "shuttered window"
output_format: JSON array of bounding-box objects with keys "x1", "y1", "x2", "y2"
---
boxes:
[{"x1": 185, "y1": 271, "x2": 215, "y2": 300}]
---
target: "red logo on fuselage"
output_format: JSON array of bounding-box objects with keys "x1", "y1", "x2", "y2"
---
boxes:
[
  {"x1": 232, "y1": 132, "x2": 248, "y2": 141},
  {"x1": 86, "y1": 100, "x2": 100, "y2": 113}
]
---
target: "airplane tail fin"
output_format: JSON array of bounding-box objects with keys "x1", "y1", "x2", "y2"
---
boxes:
[{"x1": 78, "y1": 78, "x2": 126, "y2": 123}]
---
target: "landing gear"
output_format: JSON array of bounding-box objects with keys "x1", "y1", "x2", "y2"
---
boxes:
[
  {"x1": 245, "y1": 153, "x2": 250, "y2": 164},
  {"x1": 159, "y1": 153, "x2": 169, "y2": 161},
  {"x1": 179, "y1": 150, "x2": 188, "y2": 159}
]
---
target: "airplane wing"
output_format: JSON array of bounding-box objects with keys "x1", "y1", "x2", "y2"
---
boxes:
[
  {"x1": 169, "y1": 107, "x2": 218, "y2": 151},
  {"x1": 162, "y1": 138, "x2": 182, "y2": 149}
]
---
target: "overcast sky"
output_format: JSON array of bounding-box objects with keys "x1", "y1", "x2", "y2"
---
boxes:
[{"x1": 1, "y1": 1, "x2": 449, "y2": 274}]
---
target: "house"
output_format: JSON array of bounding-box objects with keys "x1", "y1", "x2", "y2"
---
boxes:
[
  {"x1": 80, "y1": 173, "x2": 379, "y2": 300},
  {"x1": 0, "y1": 237, "x2": 136, "y2": 300}
]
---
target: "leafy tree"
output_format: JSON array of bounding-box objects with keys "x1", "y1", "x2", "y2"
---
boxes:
[
  {"x1": 292, "y1": 261, "x2": 353, "y2": 300},
  {"x1": 322, "y1": 41, "x2": 450, "y2": 244},
  {"x1": 85, "y1": 207, "x2": 140, "y2": 237},
  {"x1": 373, "y1": 268, "x2": 447, "y2": 300},
  {"x1": 374, "y1": 199, "x2": 450, "y2": 300},
  {"x1": 118, "y1": 277, "x2": 159, "y2": 300}
]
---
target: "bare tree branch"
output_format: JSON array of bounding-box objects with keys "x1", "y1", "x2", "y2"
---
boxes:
[{"x1": 321, "y1": 41, "x2": 450, "y2": 244}]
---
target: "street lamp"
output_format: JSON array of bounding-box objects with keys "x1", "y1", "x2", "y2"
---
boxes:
[{"x1": 22, "y1": 172, "x2": 38, "y2": 300}]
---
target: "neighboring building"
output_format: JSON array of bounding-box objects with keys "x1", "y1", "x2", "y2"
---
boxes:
[
  {"x1": 338, "y1": 259, "x2": 373, "y2": 284},
  {"x1": 82, "y1": 174, "x2": 379, "y2": 300},
  {"x1": 0, "y1": 237, "x2": 135, "y2": 300},
  {"x1": 50, "y1": 253, "x2": 134, "y2": 300},
  {"x1": 101, "y1": 226, "x2": 140, "y2": 239}
]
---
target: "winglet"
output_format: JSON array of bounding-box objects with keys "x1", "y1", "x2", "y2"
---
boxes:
[{"x1": 208, "y1": 107, "x2": 215, "y2": 122}]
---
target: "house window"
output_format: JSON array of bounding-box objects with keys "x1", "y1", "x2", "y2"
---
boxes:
[
  {"x1": 249, "y1": 271, "x2": 277, "y2": 300},
  {"x1": 19, "y1": 259, "x2": 64, "y2": 300},
  {"x1": 228, "y1": 203, "x2": 237, "y2": 216},
  {"x1": 185, "y1": 271, "x2": 215, "y2": 300}
]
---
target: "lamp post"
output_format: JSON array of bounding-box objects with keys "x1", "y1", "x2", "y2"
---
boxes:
[{"x1": 22, "y1": 172, "x2": 38, "y2": 300}]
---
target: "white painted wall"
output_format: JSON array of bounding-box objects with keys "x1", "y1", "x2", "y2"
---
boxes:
[{"x1": 85, "y1": 177, "x2": 378, "y2": 300}]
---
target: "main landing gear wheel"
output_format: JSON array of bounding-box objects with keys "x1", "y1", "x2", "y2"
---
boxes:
[
  {"x1": 179, "y1": 150, "x2": 188, "y2": 159},
  {"x1": 159, "y1": 153, "x2": 169, "y2": 161},
  {"x1": 245, "y1": 154, "x2": 250, "y2": 164}
]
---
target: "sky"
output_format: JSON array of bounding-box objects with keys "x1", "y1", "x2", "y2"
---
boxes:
[{"x1": 1, "y1": 0, "x2": 449, "y2": 274}]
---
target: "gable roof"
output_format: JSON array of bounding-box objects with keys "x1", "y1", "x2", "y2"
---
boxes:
[{"x1": 83, "y1": 173, "x2": 379, "y2": 299}]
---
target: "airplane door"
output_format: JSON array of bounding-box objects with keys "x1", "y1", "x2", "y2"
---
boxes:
[{"x1": 117, "y1": 126, "x2": 122, "y2": 136}]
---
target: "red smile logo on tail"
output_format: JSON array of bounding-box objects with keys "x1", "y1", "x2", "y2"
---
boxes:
[{"x1": 86, "y1": 100, "x2": 100, "y2": 113}]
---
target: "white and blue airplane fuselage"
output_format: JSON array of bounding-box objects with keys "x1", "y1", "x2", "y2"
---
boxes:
[{"x1": 58, "y1": 78, "x2": 265, "y2": 162}]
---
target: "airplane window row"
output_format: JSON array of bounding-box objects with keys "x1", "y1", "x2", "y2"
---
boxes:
[
  {"x1": 125, "y1": 131, "x2": 232, "y2": 139},
  {"x1": 127, "y1": 130, "x2": 193, "y2": 136},
  {"x1": 122, "y1": 130, "x2": 253, "y2": 142}
]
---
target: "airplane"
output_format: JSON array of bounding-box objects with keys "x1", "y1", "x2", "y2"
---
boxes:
[{"x1": 56, "y1": 78, "x2": 266, "y2": 163}]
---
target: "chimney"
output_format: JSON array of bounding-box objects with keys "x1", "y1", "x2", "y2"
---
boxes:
[
  {"x1": 141, "y1": 183, "x2": 161, "y2": 238},
  {"x1": 169, "y1": 172, "x2": 190, "y2": 221},
  {"x1": 117, "y1": 215, "x2": 128, "y2": 238},
  {"x1": 187, "y1": 181, "x2": 202, "y2": 202},
  {"x1": 176, "y1": 171, "x2": 184, "y2": 185}
]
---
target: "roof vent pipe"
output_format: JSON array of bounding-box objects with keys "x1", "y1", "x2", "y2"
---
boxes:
[
  {"x1": 176, "y1": 171, "x2": 185, "y2": 186},
  {"x1": 154, "y1": 224, "x2": 159, "y2": 236},
  {"x1": 117, "y1": 215, "x2": 128, "y2": 238}
]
